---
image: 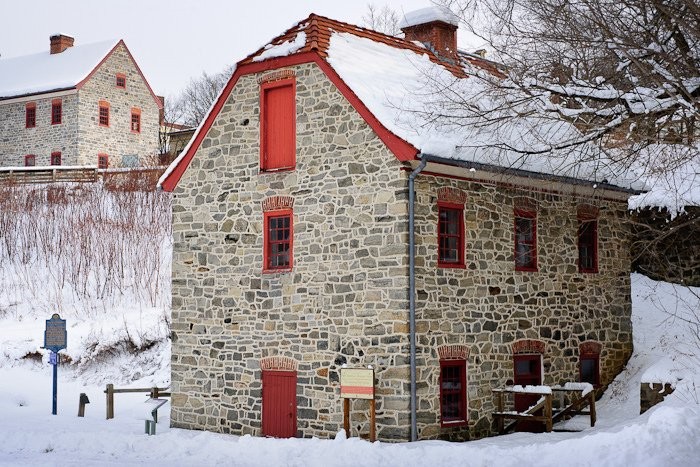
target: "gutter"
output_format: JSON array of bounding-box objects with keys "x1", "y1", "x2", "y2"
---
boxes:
[{"x1": 408, "y1": 154, "x2": 427, "y2": 442}]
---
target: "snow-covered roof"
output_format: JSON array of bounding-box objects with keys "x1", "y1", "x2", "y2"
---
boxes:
[
  {"x1": 159, "y1": 13, "x2": 645, "y2": 193},
  {"x1": 0, "y1": 40, "x2": 118, "y2": 99},
  {"x1": 398, "y1": 6, "x2": 460, "y2": 29}
]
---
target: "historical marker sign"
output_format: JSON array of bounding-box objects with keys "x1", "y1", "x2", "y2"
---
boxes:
[
  {"x1": 340, "y1": 368, "x2": 374, "y2": 400},
  {"x1": 44, "y1": 313, "x2": 67, "y2": 353}
]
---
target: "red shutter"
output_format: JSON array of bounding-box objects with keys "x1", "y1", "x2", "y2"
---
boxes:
[
  {"x1": 261, "y1": 79, "x2": 295, "y2": 170},
  {"x1": 262, "y1": 370, "x2": 297, "y2": 438}
]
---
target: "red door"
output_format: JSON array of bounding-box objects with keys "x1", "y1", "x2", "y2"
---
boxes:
[
  {"x1": 262, "y1": 370, "x2": 297, "y2": 438},
  {"x1": 513, "y1": 354, "x2": 543, "y2": 432}
]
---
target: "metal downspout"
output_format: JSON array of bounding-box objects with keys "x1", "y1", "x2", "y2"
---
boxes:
[{"x1": 408, "y1": 155, "x2": 427, "y2": 442}]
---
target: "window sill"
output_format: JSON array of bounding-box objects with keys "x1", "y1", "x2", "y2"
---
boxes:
[
  {"x1": 262, "y1": 268, "x2": 293, "y2": 275},
  {"x1": 259, "y1": 166, "x2": 295, "y2": 174},
  {"x1": 515, "y1": 266, "x2": 538, "y2": 272},
  {"x1": 438, "y1": 263, "x2": 466, "y2": 269},
  {"x1": 440, "y1": 419, "x2": 468, "y2": 428},
  {"x1": 579, "y1": 268, "x2": 599, "y2": 274}
]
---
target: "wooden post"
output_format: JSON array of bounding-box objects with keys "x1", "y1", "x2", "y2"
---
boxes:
[
  {"x1": 369, "y1": 399, "x2": 376, "y2": 442},
  {"x1": 78, "y1": 393, "x2": 89, "y2": 417},
  {"x1": 589, "y1": 391, "x2": 596, "y2": 427},
  {"x1": 106, "y1": 384, "x2": 114, "y2": 420},
  {"x1": 343, "y1": 398, "x2": 350, "y2": 438},
  {"x1": 544, "y1": 394, "x2": 553, "y2": 432},
  {"x1": 496, "y1": 391, "x2": 504, "y2": 434}
]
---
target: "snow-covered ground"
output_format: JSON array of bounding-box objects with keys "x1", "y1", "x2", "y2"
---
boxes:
[{"x1": 0, "y1": 274, "x2": 698, "y2": 466}]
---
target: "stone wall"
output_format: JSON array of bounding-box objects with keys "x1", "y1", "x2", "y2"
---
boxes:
[
  {"x1": 640, "y1": 382, "x2": 675, "y2": 414},
  {"x1": 412, "y1": 177, "x2": 633, "y2": 440},
  {"x1": 0, "y1": 93, "x2": 79, "y2": 166},
  {"x1": 78, "y1": 43, "x2": 160, "y2": 167},
  {"x1": 170, "y1": 62, "x2": 412, "y2": 440}
]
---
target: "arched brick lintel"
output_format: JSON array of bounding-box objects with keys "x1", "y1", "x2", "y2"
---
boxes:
[
  {"x1": 262, "y1": 195, "x2": 294, "y2": 212},
  {"x1": 438, "y1": 344, "x2": 470, "y2": 360},
  {"x1": 512, "y1": 339, "x2": 546, "y2": 355},
  {"x1": 260, "y1": 356, "x2": 298, "y2": 371},
  {"x1": 437, "y1": 187, "x2": 467, "y2": 205},
  {"x1": 580, "y1": 341, "x2": 602, "y2": 355}
]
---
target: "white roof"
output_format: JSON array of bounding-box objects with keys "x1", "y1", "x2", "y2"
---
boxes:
[
  {"x1": 326, "y1": 31, "x2": 645, "y2": 191},
  {"x1": 0, "y1": 40, "x2": 118, "y2": 99},
  {"x1": 399, "y1": 6, "x2": 459, "y2": 29}
]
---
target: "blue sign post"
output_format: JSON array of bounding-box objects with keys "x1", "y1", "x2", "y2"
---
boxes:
[{"x1": 44, "y1": 314, "x2": 67, "y2": 415}]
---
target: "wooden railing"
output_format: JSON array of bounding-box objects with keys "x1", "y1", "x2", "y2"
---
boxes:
[
  {"x1": 104, "y1": 383, "x2": 171, "y2": 419},
  {"x1": 493, "y1": 385, "x2": 596, "y2": 434},
  {"x1": 0, "y1": 166, "x2": 99, "y2": 184}
]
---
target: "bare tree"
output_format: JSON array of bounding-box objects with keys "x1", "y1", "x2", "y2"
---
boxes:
[
  {"x1": 171, "y1": 64, "x2": 236, "y2": 127},
  {"x1": 362, "y1": 4, "x2": 402, "y2": 36}
]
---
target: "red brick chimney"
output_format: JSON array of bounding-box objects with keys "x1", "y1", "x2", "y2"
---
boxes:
[
  {"x1": 50, "y1": 34, "x2": 74, "y2": 54},
  {"x1": 400, "y1": 7, "x2": 459, "y2": 61}
]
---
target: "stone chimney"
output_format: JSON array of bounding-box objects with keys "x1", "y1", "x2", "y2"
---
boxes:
[
  {"x1": 400, "y1": 7, "x2": 459, "y2": 61},
  {"x1": 50, "y1": 34, "x2": 74, "y2": 54}
]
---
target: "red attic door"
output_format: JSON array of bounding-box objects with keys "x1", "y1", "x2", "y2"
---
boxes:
[
  {"x1": 513, "y1": 354, "x2": 544, "y2": 432},
  {"x1": 261, "y1": 79, "x2": 296, "y2": 171},
  {"x1": 262, "y1": 370, "x2": 297, "y2": 438}
]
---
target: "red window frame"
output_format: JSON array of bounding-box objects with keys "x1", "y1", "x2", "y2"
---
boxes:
[
  {"x1": 437, "y1": 201, "x2": 465, "y2": 268},
  {"x1": 51, "y1": 99, "x2": 62, "y2": 125},
  {"x1": 260, "y1": 78, "x2": 296, "y2": 172},
  {"x1": 116, "y1": 73, "x2": 126, "y2": 89},
  {"x1": 25, "y1": 103, "x2": 36, "y2": 128},
  {"x1": 579, "y1": 353, "x2": 600, "y2": 387},
  {"x1": 98, "y1": 101, "x2": 110, "y2": 127},
  {"x1": 439, "y1": 359, "x2": 467, "y2": 426},
  {"x1": 24, "y1": 154, "x2": 36, "y2": 167},
  {"x1": 131, "y1": 108, "x2": 141, "y2": 133},
  {"x1": 263, "y1": 209, "x2": 293, "y2": 272},
  {"x1": 514, "y1": 209, "x2": 537, "y2": 271},
  {"x1": 578, "y1": 219, "x2": 598, "y2": 273},
  {"x1": 97, "y1": 153, "x2": 109, "y2": 169},
  {"x1": 50, "y1": 152, "x2": 62, "y2": 166}
]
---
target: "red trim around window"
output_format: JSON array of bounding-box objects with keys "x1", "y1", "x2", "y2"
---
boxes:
[
  {"x1": 51, "y1": 99, "x2": 62, "y2": 125},
  {"x1": 439, "y1": 359, "x2": 468, "y2": 426},
  {"x1": 260, "y1": 77, "x2": 296, "y2": 172},
  {"x1": 131, "y1": 107, "x2": 141, "y2": 134},
  {"x1": 578, "y1": 219, "x2": 598, "y2": 273},
  {"x1": 263, "y1": 209, "x2": 293, "y2": 272},
  {"x1": 437, "y1": 201, "x2": 465, "y2": 268},
  {"x1": 25, "y1": 103, "x2": 36, "y2": 128},
  {"x1": 116, "y1": 73, "x2": 126, "y2": 89},
  {"x1": 98, "y1": 101, "x2": 110, "y2": 127},
  {"x1": 514, "y1": 209, "x2": 537, "y2": 271},
  {"x1": 51, "y1": 152, "x2": 62, "y2": 166},
  {"x1": 97, "y1": 153, "x2": 109, "y2": 169},
  {"x1": 24, "y1": 154, "x2": 36, "y2": 167}
]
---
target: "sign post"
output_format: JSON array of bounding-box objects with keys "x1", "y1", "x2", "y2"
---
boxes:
[
  {"x1": 340, "y1": 367, "x2": 376, "y2": 442},
  {"x1": 44, "y1": 314, "x2": 67, "y2": 415}
]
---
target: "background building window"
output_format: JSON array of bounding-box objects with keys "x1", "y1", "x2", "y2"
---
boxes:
[
  {"x1": 116, "y1": 73, "x2": 126, "y2": 88},
  {"x1": 438, "y1": 203, "x2": 465, "y2": 267},
  {"x1": 514, "y1": 210, "x2": 537, "y2": 271},
  {"x1": 99, "y1": 101, "x2": 110, "y2": 127},
  {"x1": 264, "y1": 210, "x2": 293, "y2": 271},
  {"x1": 51, "y1": 99, "x2": 62, "y2": 125},
  {"x1": 131, "y1": 108, "x2": 141, "y2": 133},
  {"x1": 260, "y1": 78, "x2": 296, "y2": 171},
  {"x1": 50, "y1": 152, "x2": 61, "y2": 166},
  {"x1": 439, "y1": 359, "x2": 467, "y2": 425},
  {"x1": 25, "y1": 104, "x2": 36, "y2": 128},
  {"x1": 97, "y1": 154, "x2": 109, "y2": 169},
  {"x1": 24, "y1": 154, "x2": 36, "y2": 167}
]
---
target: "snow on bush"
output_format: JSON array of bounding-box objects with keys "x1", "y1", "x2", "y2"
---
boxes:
[{"x1": 0, "y1": 180, "x2": 172, "y2": 379}]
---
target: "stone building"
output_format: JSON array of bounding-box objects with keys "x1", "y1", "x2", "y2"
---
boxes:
[
  {"x1": 159, "y1": 9, "x2": 643, "y2": 442},
  {"x1": 0, "y1": 35, "x2": 161, "y2": 168}
]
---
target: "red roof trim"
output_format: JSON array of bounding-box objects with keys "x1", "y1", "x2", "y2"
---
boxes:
[
  {"x1": 76, "y1": 40, "x2": 162, "y2": 109},
  {"x1": 160, "y1": 51, "x2": 417, "y2": 192}
]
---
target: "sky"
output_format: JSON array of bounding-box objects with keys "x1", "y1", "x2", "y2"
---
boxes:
[{"x1": 0, "y1": 0, "x2": 481, "y2": 100}]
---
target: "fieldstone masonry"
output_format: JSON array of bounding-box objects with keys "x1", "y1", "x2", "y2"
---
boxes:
[{"x1": 170, "y1": 61, "x2": 634, "y2": 442}]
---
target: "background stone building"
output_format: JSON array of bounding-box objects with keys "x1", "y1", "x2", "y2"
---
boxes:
[
  {"x1": 0, "y1": 34, "x2": 161, "y2": 168},
  {"x1": 160, "y1": 9, "x2": 641, "y2": 442}
]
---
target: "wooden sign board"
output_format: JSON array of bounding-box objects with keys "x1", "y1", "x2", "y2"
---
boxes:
[{"x1": 340, "y1": 368, "x2": 374, "y2": 400}]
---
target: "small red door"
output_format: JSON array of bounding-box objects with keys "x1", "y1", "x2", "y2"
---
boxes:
[
  {"x1": 513, "y1": 354, "x2": 543, "y2": 432},
  {"x1": 262, "y1": 370, "x2": 297, "y2": 438}
]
